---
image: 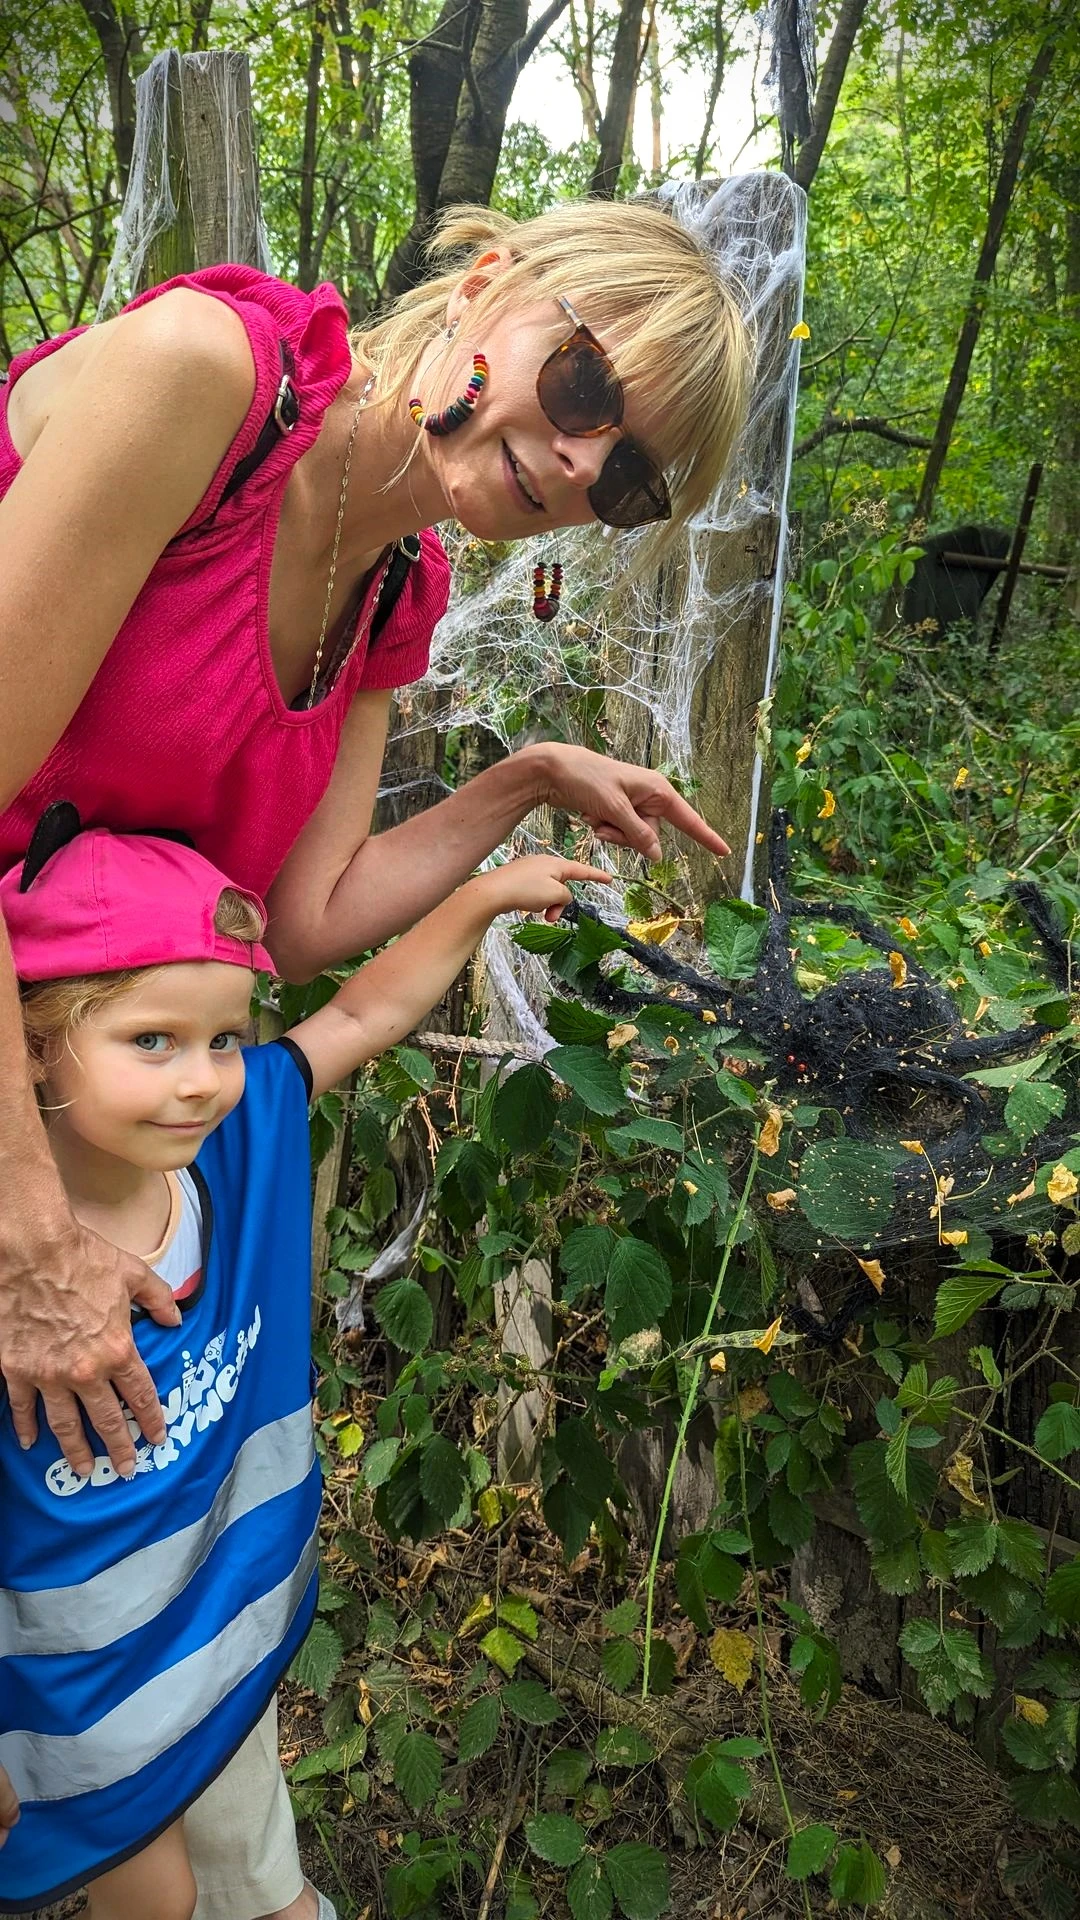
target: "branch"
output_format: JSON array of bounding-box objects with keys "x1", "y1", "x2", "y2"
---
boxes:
[
  {"x1": 793, "y1": 412, "x2": 934, "y2": 458},
  {"x1": 502, "y1": 0, "x2": 573, "y2": 84}
]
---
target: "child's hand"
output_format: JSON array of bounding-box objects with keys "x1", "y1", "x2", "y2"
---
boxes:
[
  {"x1": 484, "y1": 855, "x2": 612, "y2": 923},
  {"x1": 0, "y1": 1764, "x2": 19, "y2": 1847}
]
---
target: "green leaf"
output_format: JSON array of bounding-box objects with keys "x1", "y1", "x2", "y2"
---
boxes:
[
  {"x1": 524, "y1": 1812, "x2": 586, "y2": 1867},
  {"x1": 829, "y1": 1839, "x2": 887, "y2": 1905},
  {"x1": 602, "y1": 1600, "x2": 642, "y2": 1635},
  {"x1": 544, "y1": 1476, "x2": 595, "y2": 1559},
  {"x1": 555, "y1": 1415, "x2": 616, "y2": 1512},
  {"x1": 604, "y1": 1236, "x2": 672, "y2": 1341},
  {"x1": 545, "y1": 1748, "x2": 594, "y2": 1797},
  {"x1": 703, "y1": 897, "x2": 768, "y2": 980},
  {"x1": 560, "y1": 1225, "x2": 617, "y2": 1301},
  {"x1": 419, "y1": 1433, "x2": 469, "y2": 1522},
  {"x1": 479, "y1": 1626, "x2": 526, "y2": 1675},
  {"x1": 871, "y1": 1539, "x2": 923, "y2": 1596},
  {"x1": 1001, "y1": 1716, "x2": 1056, "y2": 1771},
  {"x1": 503, "y1": 1679, "x2": 564, "y2": 1726},
  {"x1": 1046, "y1": 1560, "x2": 1080, "y2": 1625},
  {"x1": 546, "y1": 998, "x2": 617, "y2": 1045},
  {"x1": 288, "y1": 1618, "x2": 344, "y2": 1699},
  {"x1": 797, "y1": 1139, "x2": 900, "y2": 1244},
  {"x1": 595, "y1": 1726, "x2": 655, "y2": 1767},
  {"x1": 1035, "y1": 1401, "x2": 1080, "y2": 1462},
  {"x1": 362, "y1": 1435, "x2": 401, "y2": 1489},
  {"x1": 601, "y1": 1637, "x2": 641, "y2": 1692},
  {"x1": 768, "y1": 1484, "x2": 814, "y2": 1551},
  {"x1": 603, "y1": 1841, "x2": 670, "y2": 1920},
  {"x1": 934, "y1": 1271, "x2": 1005, "y2": 1338},
  {"x1": 513, "y1": 920, "x2": 574, "y2": 953},
  {"x1": 885, "y1": 1422, "x2": 911, "y2": 1504},
  {"x1": 498, "y1": 1595, "x2": 539, "y2": 1641},
  {"x1": 786, "y1": 1824, "x2": 837, "y2": 1880},
  {"x1": 458, "y1": 1692, "x2": 502, "y2": 1762},
  {"x1": 567, "y1": 1857, "x2": 615, "y2": 1920},
  {"x1": 683, "y1": 1752, "x2": 740, "y2": 1831},
  {"x1": 393, "y1": 1730, "x2": 443, "y2": 1811},
  {"x1": 492, "y1": 1064, "x2": 557, "y2": 1154},
  {"x1": 768, "y1": 1372, "x2": 819, "y2": 1421},
  {"x1": 605, "y1": 1116, "x2": 685, "y2": 1153},
  {"x1": 1005, "y1": 1078, "x2": 1067, "y2": 1148},
  {"x1": 373, "y1": 1276, "x2": 433, "y2": 1355},
  {"x1": 547, "y1": 1045, "x2": 627, "y2": 1117},
  {"x1": 946, "y1": 1516, "x2": 999, "y2": 1576}
]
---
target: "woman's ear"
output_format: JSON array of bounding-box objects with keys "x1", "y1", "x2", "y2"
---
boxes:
[{"x1": 445, "y1": 245, "x2": 515, "y2": 328}]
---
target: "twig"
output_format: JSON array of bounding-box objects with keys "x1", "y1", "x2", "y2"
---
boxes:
[
  {"x1": 476, "y1": 1733, "x2": 533, "y2": 1920},
  {"x1": 409, "y1": 1029, "x2": 545, "y2": 1060}
]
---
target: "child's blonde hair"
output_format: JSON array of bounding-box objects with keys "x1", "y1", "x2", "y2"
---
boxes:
[
  {"x1": 358, "y1": 200, "x2": 752, "y2": 567},
  {"x1": 20, "y1": 888, "x2": 265, "y2": 1077}
]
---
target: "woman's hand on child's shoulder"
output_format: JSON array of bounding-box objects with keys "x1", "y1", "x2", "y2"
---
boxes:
[{"x1": 479, "y1": 855, "x2": 612, "y2": 923}]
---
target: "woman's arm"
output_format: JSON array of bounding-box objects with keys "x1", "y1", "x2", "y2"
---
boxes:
[
  {"x1": 287, "y1": 856, "x2": 610, "y2": 1097},
  {"x1": 0, "y1": 1762, "x2": 17, "y2": 1848},
  {"x1": 267, "y1": 691, "x2": 731, "y2": 980},
  {"x1": 0, "y1": 290, "x2": 255, "y2": 1470}
]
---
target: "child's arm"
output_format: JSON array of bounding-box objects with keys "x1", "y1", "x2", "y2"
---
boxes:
[
  {"x1": 0, "y1": 1763, "x2": 18, "y2": 1848},
  {"x1": 285, "y1": 856, "x2": 611, "y2": 1099}
]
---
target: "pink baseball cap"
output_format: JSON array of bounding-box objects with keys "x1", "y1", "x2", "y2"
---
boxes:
[{"x1": 1, "y1": 816, "x2": 276, "y2": 982}]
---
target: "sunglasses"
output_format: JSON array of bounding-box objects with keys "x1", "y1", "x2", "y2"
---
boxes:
[{"x1": 536, "y1": 296, "x2": 672, "y2": 529}]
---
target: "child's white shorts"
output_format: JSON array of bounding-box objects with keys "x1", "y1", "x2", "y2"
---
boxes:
[{"x1": 186, "y1": 1695, "x2": 304, "y2": 1919}]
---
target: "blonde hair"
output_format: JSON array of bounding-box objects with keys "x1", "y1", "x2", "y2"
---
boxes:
[
  {"x1": 358, "y1": 200, "x2": 752, "y2": 564},
  {"x1": 20, "y1": 888, "x2": 265, "y2": 1077}
]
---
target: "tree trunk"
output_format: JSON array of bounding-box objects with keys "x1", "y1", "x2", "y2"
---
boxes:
[
  {"x1": 789, "y1": 0, "x2": 870, "y2": 194},
  {"x1": 77, "y1": 0, "x2": 144, "y2": 192},
  {"x1": 589, "y1": 0, "x2": 649, "y2": 198},
  {"x1": 297, "y1": 2, "x2": 328, "y2": 291},
  {"x1": 693, "y1": 2, "x2": 726, "y2": 182},
  {"x1": 382, "y1": 0, "x2": 571, "y2": 300},
  {"x1": 914, "y1": 28, "x2": 1059, "y2": 525}
]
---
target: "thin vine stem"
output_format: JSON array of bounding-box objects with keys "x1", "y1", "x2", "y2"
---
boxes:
[
  {"x1": 736, "y1": 1380, "x2": 813, "y2": 1920},
  {"x1": 640, "y1": 1147, "x2": 760, "y2": 1699},
  {"x1": 981, "y1": 1421, "x2": 1080, "y2": 1496}
]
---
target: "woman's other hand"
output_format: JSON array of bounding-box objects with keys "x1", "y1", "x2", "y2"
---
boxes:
[
  {"x1": 0, "y1": 1764, "x2": 19, "y2": 1847},
  {"x1": 530, "y1": 743, "x2": 730, "y2": 863}
]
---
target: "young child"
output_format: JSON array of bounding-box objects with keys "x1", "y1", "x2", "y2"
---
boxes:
[{"x1": 0, "y1": 808, "x2": 607, "y2": 1919}]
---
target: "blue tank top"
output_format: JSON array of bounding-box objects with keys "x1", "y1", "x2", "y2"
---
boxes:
[{"x1": 0, "y1": 1039, "x2": 321, "y2": 1909}]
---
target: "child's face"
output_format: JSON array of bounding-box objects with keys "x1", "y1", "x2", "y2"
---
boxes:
[{"x1": 44, "y1": 963, "x2": 253, "y2": 1172}]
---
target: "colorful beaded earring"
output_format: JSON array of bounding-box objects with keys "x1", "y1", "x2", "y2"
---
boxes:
[
  {"x1": 532, "y1": 554, "x2": 563, "y2": 623},
  {"x1": 409, "y1": 354, "x2": 489, "y2": 437}
]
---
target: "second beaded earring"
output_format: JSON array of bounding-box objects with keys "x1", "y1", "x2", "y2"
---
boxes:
[{"x1": 409, "y1": 354, "x2": 489, "y2": 437}]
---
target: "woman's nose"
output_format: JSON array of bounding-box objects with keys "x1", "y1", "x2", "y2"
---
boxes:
[{"x1": 552, "y1": 428, "x2": 618, "y2": 490}]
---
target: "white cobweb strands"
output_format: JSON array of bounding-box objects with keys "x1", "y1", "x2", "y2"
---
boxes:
[
  {"x1": 399, "y1": 172, "x2": 807, "y2": 786},
  {"x1": 98, "y1": 49, "x2": 271, "y2": 316}
]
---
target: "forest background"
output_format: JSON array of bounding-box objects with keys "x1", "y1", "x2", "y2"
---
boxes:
[{"x1": 3, "y1": 3, "x2": 1080, "y2": 1918}]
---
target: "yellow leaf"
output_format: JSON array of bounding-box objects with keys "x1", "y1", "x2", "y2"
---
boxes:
[
  {"x1": 836, "y1": 1789, "x2": 860, "y2": 1803},
  {"x1": 944, "y1": 1451, "x2": 985, "y2": 1509},
  {"x1": 786, "y1": 822, "x2": 795, "y2": 837},
  {"x1": 817, "y1": 788, "x2": 836, "y2": 819},
  {"x1": 978, "y1": 939, "x2": 992, "y2": 957},
  {"x1": 737, "y1": 1383, "x2": 769, "y2": 1422},
  {"x1": 766, "y1": 1188, "x2": 798, "y2": 1211},
  {"x1": 663, "y1": 1034, "x2": 680, "y2": 1054},
  {"x1": 1048, "y1": 1164, "x2": 1080, "y2": 1205},
  {"x1": 941, "y1": 1228, "x2": 969, "y2": 1246},
  {"x1": 897, "y1": 916, "x2": 919, "y2": 940},
  {"x1": 754, "y1": 1315, "x2": 783, "y2": 1355},
  {"x1": 789, "y1": 320, "x2": 811, "y2": 340},
  {"x1": 682, "y1": 1180, "x2": 699, "y2": 1196},
  {"x1": 701, "y1": 1009, "x2": 717, "y2": 1024},
  {"x1": 900, "y1": 1139, "x2": 924, "y2": 1154},
  {"x1": 795, "y1": 738, "x2": 813, "y2": 764},
  {"x1": 973, "y1": 995, "x2": 991, "y2": 1024},
  {"x1": 606, "y1": 1022, "x2": 638, "y2": 1051},
  {"x1": 708, "y1": 1349, "x2": 727, "y2": 1374},
  {"x1": 857, "y1": 1256, "x2": 886, "y2": 1294},
  {"x1": 888, "y1": 950, "x2": 908, "y2": 989},
  {"x1": 885, "y1": 1846, "x2": 902, "y2": 1870},
  {"x1": 1007, "y1": 1179, "x2": 1036, "y2": 1206},
  {"x1": 627, "y1": 913, "x2": 680, "y2": 945},
  {"x1": 459, "y1": 1593, "x2": 495, "y2": 1635},
  {"x1": 758, "y1": 1105, "x2": 784, "y2": 1156},
  {"x1": 709, "y1": 1626, "x2": 754, "y2": 1691},
  {"x1": 1015, "y1": 1695, "x2": 1049, "y2": 1727},
  {"x1": 954, "y1": 766, "x2": 970, "y2": 789},
  {"x1": 476, "y1": 1489, "x2": 502, "y2": 1530}
]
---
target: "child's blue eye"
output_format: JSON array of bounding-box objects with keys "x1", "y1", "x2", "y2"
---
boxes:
[
  {"x1": 133, "y1": 1033, "x2": 170, "y2": 1054},
  {"x1": 210, "y1": 1032, "x2": 242, "y2": 1054}
]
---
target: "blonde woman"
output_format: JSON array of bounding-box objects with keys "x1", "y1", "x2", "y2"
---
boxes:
[{"x1": 0, "y1": 203, "x2": 749, "y2": 1915}]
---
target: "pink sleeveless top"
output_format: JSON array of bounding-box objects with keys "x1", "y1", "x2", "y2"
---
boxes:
[{"x1": 0, "y1": 266, "x2": 450, "y2": 896}]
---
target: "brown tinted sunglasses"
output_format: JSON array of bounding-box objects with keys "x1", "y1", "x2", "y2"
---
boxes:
[{"x1": 537, "y1": 296, "x2": 672, "y2": 529}]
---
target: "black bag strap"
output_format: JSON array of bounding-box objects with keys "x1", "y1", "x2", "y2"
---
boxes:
[{"x1": 219, "y1": 338, "x2": 299, "y2": 507}]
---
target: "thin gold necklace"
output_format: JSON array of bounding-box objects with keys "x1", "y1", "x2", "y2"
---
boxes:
[{"x1": 307, "y1": 370, "x2": 383, "y2": 709}]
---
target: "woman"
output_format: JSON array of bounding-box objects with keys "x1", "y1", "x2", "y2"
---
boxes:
[
  {"x1": 0, "y1": 198, "x2": 749, "y2": 1483},
  {"x1": 0, "y1": 197, "x2": 748, "y2": 1919}
]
